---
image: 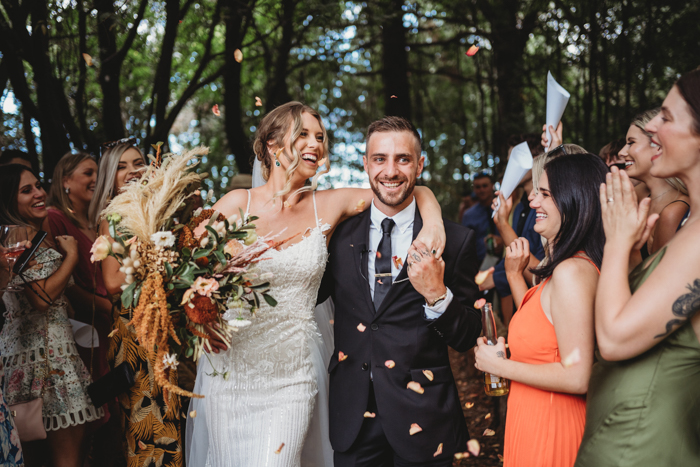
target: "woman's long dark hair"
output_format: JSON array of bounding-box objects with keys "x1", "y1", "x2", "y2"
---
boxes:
[
  {"x1": 0, "y1": 164, "x2": 37, "y2": 226},
  {"x1": 532, "y1": 153, "x2": 608, "y2": 280}
]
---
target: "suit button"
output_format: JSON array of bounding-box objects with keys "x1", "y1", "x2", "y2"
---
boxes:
[
  {"x1": 371, "y1": 324, "x2": 379, "y2": 331},
  {"x1": 362, "y1": 363, "x2": 369, "y2": 371}
]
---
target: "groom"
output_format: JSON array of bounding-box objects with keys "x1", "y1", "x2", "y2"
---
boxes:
[{"x1": 318, "y1": 116, "x2": 482, "y2": 466}]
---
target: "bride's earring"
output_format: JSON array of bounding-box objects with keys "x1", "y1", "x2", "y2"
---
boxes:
[
  {"x1": 64, "y1": 186, "x2": 70, "y2": 194},
  {"x1": 274, "y1": 150, "x2": 282, "y2": 167}
]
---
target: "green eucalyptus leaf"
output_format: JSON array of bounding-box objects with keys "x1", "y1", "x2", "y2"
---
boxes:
[{"x1": 120, "y1": 282, "x2": 137, "y2": 309}]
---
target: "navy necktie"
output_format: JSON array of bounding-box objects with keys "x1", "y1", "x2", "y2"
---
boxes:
[{"x1": 373, "y1": 217, "x2": 395, "y2": 310}]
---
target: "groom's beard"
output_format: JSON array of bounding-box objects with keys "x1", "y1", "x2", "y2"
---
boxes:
[{"x1": 369, "y1": 175, "x2": 416, "y2": 208}]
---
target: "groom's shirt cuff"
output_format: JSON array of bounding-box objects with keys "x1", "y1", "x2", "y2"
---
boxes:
[{"x1": 423, "y1": 287, "x2": 453, "y2": 320}]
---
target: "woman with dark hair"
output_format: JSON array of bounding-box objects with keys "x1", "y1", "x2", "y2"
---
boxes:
[
  {"x1": 0, "y1": 164, "x2": 103, "y2": 467},
  {"x1": 475, "y1": 154, "x2": 607, "y2": 467},
  {"x1": 575, "y1": 70, "x2": 700, "y2": 466}
]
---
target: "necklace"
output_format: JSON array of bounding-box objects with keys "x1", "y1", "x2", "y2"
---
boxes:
[{"x1": 649, "y1": 188, "x2": 672, "y2": 202}]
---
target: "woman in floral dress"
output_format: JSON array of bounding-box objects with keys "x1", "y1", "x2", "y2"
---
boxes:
[{"x1": 0, "y1": 164, "x2": 102, "y2": 467}]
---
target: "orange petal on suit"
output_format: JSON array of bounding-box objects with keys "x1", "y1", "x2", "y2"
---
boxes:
[
  {"x1": 376, "y1": 251, "x2": 382, "y2": 259},
  {"x1": 409, "y1": 423, "x2": 423, "y2": 435},
  {"x1": 357, "y1": 323, "x2": 366, "y2": 332},
  {"x1": 422, "y1": 370, "x2": 434, "y2": 381},
  {"x1": 363, "y1": 411, "x2": 376, "y2": 418},
  {"x1": 355, "y1": 199, "x2": 366, "y2": 212},
  {"x1": 467, "y1": 439, "x2": 481, "y2": 456},
  {"x1": 465, "y1": 402, "x2": 474, "y2": 409},
  {"x1": 474, "y1": 298, "x2": 487, "y2": 309},
  {"x1": 385, "y1": 360, "x2": 395, "y2": 368},
  {"x1": 274, "y1": 443, "x2": 285, "y2": 454},
  {"x1": 466, "y1": 45, "x2": 480, "y2": 56},
  {"x1": 433, "y1": 443, "x2": 443, "y2": 457},
  {"x1": 475, "y1": 269, "x2": 492, "y2": 285},
  {"x1": 562, "y1": 347, "x2": 581, "y2": 368},
  {"x1": 407, "y1": 381, "x2": 425, "y2": 394},
  {"x1": 483, "y1": 428, "x2": 496, "y2": 436},
  {"x1": 338, "y1": 351, "x2": 348, "y2": 362}
]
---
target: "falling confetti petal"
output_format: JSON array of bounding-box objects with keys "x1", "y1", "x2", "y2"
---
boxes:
[
  {"x1": 376, "y1": 251, "x2": 382, "y2": 259},
  {"x1": 454, "y1": 452, "x2": 470, "y2": 459},
  {"x1": 377, "y1": 279, "x2": 384, "y2": 285},
  {"x1": 274, "y1": 443, "x2": 285, "y2": 454},
  {"x1": 82, "y1": 53, "x2": 93, "y2": 66},
  {"x1": 355, "y1": 199, "x2": 366, "y2": 212},
  {"x1": 485, "y1": 413, "x2": 491, "y2": 419},
  {"x1": 423, "y1": 370, "x2": 434, "y2": 381},
  {"x1": 562, "y1": 348, "x2": 582, "y2": 368},
  {"x1": 465, "y1": 402, "x2": 475, "y2": 409},
  {"x1": 392, "y1": 256, "x2": 403, "y2": 269},
  {"x1": 474, "y1": 298, "x2": 487, "y2": 309},
  {"x1": 483, "y1": 428, "x2": 496, "y2": 437},
  {"x1": 189, "y1": 410, "x2": 197, "y2": 418},
  {"x1": 283, "y1": 201, "x2": 291, "y2": 208},
  {"x1": 467, "y1": 439, "x2": 481, "y2": 457},
  {"x1": 433, "y1": 443, "x2": 443, "y2": 457},
  {"x1": 255, "y1": 96, "x2": 263, "y2": 107},
  {"x1": 409, "y1": 423, "x2": 423, "y2": 435},
  {"x1": 357, "y1": 323, "x2": 366, "y2": 332},
  {"x1": 212, "y1": 104, "x2": 221, "y2": 116},
  {"x1": 475, "y1": 269, "x2": 492, "y2": 285},
  {"x1": 363, "y1": 411, "x2": 376, "y2": 418},
  {"x1": 385, "y1": 360, "x2": 396, "y2": 368},
  {"x1": 234, "y1": 49, "x2": 243, "y2": 63},
  {"x1": 338, "y1": 351, "x2": 348, "y2": 362},
  {"x1": 138, "y1": 441, "x2": 147, "y2": 450},
  {"x1": 407, "y1": 381, "x2": 425, "y2": 394},
  {"x1": 391, "y1": 95, "x2": 398, "y2": 98},
  {"x1": 498, "y1": 454, "x2": 504, "y2": 462},
  {"x1": 466, "y1": 45, "x2": 480, "y2": 56},
  {"x1": 108, "y1": 328, "x2": 118, "y2": 338},
  {"x1": 329, "y1": 319, "x2": 334, "y2": 325}
]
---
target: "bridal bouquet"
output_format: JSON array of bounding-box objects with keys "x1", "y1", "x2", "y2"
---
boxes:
[{"x1": 91, "y1": 147, "x2": 278, "y2": 398}]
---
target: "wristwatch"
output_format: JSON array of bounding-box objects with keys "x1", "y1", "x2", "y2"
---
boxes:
[{"x1": 425, "y1": 290, "x2": 447, "y2": 307}]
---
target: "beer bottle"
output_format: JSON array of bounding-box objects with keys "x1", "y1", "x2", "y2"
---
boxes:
[{"x1": 482, "y1": 302, "x2": 509, "y2": 396}]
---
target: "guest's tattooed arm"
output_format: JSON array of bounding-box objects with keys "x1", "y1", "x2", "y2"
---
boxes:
[{"x1": 654, "y1": 279, "x2": 700, "y2": 339}]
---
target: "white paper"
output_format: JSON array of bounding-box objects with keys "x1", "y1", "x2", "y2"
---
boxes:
[
  {"x1": 492, "y1": 142, "x2": 533, "y2": 218},
  {"x1": 69, "y1": 319, "x2": 100, "y2": 348},
  {"x1": 545, "y1": 71, "x2": 570, "y2": 151}
]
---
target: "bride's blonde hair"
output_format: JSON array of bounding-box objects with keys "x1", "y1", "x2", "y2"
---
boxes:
[{"x1": 252, "y1": 102, "x2": 330, "y2": 201}]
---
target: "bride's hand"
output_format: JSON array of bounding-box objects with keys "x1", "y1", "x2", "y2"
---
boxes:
[
  {"x1": 204, "y1": 322, "x2": 229, "y2": 354},
  {"x1": 415, "y1": 222, "x2": 446, "y2": 259}
]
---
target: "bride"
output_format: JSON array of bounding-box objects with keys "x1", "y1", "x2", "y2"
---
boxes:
[{"x1": 186, "y1": 102, "x2": 445, "y2": 467}]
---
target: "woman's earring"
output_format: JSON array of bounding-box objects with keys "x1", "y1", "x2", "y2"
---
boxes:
[
  {"x1": 64, "y1": 187, "x2": 70, "y2": 194},
  {"x1": 274, "y1": 150, "x2": 281, "y2": 167}
]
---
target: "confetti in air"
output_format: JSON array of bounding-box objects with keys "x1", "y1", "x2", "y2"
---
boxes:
[
  {"x1": 562, "y1": 348, "x2": 582, "y2": 368},
  {"x1": 467, "y1": 439, "x2": 481, "y2": 457},
  {"x1": 234, "y1": 49, "x2": 243, "y2": 63},
  {"x1": 475, "y1": 269, "x2": 492, "y2": 285},
  {"x1": 274, "y1": 443, "x2": 285, "y2": 454},
  {"x1": 212, "y1": 104, "x2": 221, "y2": 117},
  {"x1": 338, "y1": 351, "x2": 348, "y2": 362},
  {"x1": 255, "y1": 96, "x2": 263, "y2": 107},
  {"x1": 483, "y1": 428, "x2": 496, "y2": 437},
  {"x1": 82, "y1": 53, "x2": 93, "y2": 66},
  {"x1": 466, "y1": 45, "x2": 480, "y2": 56},
  {"x1": 474, "y1": 298, "x2": 487, "y2": 309}
]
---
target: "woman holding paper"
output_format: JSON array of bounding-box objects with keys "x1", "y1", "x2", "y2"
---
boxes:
[
  {"x1": 475, "y1": 153, "x2": 607, "y2": 467},
  {"x1": 575, "y1": 69, "x2": 700, "y2": 467}
]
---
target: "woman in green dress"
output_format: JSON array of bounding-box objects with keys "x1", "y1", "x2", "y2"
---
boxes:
[{"x1": 575, "y1": 70, "x2": 700, "y2": 465}]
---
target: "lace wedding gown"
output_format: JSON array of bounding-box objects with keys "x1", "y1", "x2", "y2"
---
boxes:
[{"x1": 187, "y1": 191, "x2": 334, "y2": 467}]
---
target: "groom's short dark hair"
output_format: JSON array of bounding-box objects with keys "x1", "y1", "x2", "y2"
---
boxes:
[{"x1": 367, "y1": 116, "x2": 422, "y2": 157}]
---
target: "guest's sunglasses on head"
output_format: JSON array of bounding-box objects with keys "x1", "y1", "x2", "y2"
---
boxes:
[
  {"x1": 548, "y1": 144, "x2": 568, "y2": 159},
  {"x1": 100, "y1": 137, "x2": 137, "y2": 157}
]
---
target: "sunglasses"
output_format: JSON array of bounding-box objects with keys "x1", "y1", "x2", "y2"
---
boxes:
[
  {"x1": 100, "y1": 137, "x2": 137, "y2": 157},
  {"x1": 548, "y1": 144, "x2": 568, "y2": 158}
]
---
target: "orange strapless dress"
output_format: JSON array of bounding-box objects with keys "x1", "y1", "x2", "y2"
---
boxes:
[{"x1": 504, "y1": 276, "x2": 587, "y2": 467}]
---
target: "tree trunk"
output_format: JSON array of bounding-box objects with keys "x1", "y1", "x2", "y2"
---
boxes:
[
  {"x1": 95, "y1": 0, "x2": 125, "y2": 141},
  {"x1": 265, "y1": 0, "x2": 296, "y2": 108},
  {"x1": 378, "y1": 0, "x2": 411, "y2": 119}
]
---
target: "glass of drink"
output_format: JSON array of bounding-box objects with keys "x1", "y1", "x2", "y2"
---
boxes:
[{"x1": 1, "y1": 225, "x2": 28, "y2": 293}]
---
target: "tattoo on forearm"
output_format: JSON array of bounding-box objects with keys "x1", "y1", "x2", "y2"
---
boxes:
[
  {"x1": 496, "y1": 351, "x2": 506, "y2": 359},
  {"x1": 654, "y1": 279, "x2": 700, "y2": 339}
]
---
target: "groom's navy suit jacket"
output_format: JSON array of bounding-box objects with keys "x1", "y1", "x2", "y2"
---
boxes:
[{"x1": 318, "y1": 207, "x2": 482, "y2": 462}]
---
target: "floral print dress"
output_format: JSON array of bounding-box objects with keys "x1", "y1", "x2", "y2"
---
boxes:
[
  {"x1": 0, "y1": 358, "x2": 23, "y2": 466},
  {"x1": 0, "y1": 248, "x2": 103, "y2": 431}
]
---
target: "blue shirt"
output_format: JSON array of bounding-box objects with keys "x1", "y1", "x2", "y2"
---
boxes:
[{"x1": 460, "y1": 203, "x2": 494, "y2": 264}]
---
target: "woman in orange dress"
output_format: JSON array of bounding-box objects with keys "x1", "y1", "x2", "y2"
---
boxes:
[{"x1": 475, "y1": 153, "x2": 607, "y2": 467}]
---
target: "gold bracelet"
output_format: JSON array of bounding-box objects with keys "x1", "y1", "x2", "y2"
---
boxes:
[{"x1": 425, "y1": 291, "x2": 447, "y2": 307}]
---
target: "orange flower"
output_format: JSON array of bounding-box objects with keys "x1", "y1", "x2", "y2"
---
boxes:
[{"x1": 185, "y1": 295, "x2": 219, "y2": 324}]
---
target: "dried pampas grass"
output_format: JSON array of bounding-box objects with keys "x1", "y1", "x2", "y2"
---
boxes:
[{"x1": 103, "y1": 146, "x2": 207, "y2": 241}]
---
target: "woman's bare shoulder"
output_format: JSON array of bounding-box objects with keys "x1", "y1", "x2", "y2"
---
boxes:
[{"x1": 213, "y1": 189, "x2": 250, "y2": 216}]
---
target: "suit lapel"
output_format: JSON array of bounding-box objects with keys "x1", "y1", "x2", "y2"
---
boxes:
[
  {"x1": 351, "y1": 210, "x2": 375, "y2": 317},
  {"x1": 374, "y1": 210, "x2": 423, "y2": 318}
]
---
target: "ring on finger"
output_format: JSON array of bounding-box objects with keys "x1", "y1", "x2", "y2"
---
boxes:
[{"x1": 607, "y1": 197, "x2": 614, "y2": 203}]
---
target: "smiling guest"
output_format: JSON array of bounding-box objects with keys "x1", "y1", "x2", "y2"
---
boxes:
[
  {"x1": 475, "y1": 154, "x2": 607, "y2": 467},
  {"x1": 618, "y1": 110, "x2": 689, "y2": 261},
  {"x1": 0, "y1": 164, "x2": 103, "y2": 467},
  {"x1": 47, "y1": 152, "x2": 119, "y2": 463}
]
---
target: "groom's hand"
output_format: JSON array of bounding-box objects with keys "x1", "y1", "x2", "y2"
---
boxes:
[{"x1": 407, "y1": 239, "x2": 447, "y2": 304}]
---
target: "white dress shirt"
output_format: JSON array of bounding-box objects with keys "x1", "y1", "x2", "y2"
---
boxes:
[{"x1": 368, "y1": 198, "x2": 453, "y2": 319}]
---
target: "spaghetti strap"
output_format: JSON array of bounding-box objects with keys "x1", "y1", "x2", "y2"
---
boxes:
[
  {"x1": 245, "y1": 189, "x2": 252, "y2": 218},
  {"x1": 312, "y1": 191, "x2": 320, "y2": 228},
  {"x1": 571, "y1": 253, "x2": 600, "y2": 274}
]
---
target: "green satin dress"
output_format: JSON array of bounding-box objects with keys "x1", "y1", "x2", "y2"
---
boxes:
[{"x1": 575, "y1": 247, "x2": 700, "y2": 466}]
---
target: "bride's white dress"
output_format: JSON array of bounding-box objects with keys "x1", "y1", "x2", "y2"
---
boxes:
[{"x1": 187, "y1": 191, "x2": 334, "y2": 467}]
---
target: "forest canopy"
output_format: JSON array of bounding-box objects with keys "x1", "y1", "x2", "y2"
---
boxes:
[{"x1": 1, "y1": 0, "x2": 698, "y2": 218}]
